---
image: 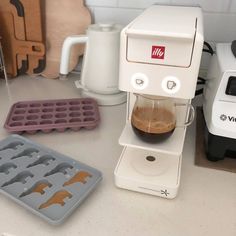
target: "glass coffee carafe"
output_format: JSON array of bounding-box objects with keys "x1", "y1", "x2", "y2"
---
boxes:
[{"x1": 131, "y1": 94, "x2": 194, "y2": 143}]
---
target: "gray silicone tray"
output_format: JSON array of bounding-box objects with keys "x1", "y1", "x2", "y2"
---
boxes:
[{"x1": 0, "y1": 135, "x2": 102, "y2": 225}]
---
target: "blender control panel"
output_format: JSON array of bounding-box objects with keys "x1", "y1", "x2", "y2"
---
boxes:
[{"x1": 226, "y1": 76, "x2": 236, "y2": 96}]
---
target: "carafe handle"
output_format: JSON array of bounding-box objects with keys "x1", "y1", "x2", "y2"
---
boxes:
[
  {"x1": 175, "y1": 103, "x2": 195, "y2": 127},
  {"x1": 184, "y1": 104, "x2": 195, "y2": 126}
]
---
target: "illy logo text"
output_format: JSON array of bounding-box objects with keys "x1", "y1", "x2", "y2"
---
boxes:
[{"x1": 151, "y1": 46, "x2": 165, "y2": 59}]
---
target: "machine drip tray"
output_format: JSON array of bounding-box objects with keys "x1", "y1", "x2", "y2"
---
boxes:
[
  {"x1": 119, "y1": 122, "x2": 186, "y2": 156},
  {"x1": 114, "y1": 146, "x2": 182, "y2": 199}
]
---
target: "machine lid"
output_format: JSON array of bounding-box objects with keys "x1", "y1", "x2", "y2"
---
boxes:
[
  {"x1": 125, "y1": 6, "x2": 199, "y2": 67},
  {"x1": 126, "y1": 5, "x2": 197, "y2": 41}
]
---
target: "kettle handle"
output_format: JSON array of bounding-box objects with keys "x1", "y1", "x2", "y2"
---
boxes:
[{"x1": 59, "y1": 35, "x2": 88, "y2": 79}]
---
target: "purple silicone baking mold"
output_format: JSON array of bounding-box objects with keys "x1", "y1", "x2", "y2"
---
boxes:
[{"x1": 4, "y1": 98, "x2": 100, "y2": 134}]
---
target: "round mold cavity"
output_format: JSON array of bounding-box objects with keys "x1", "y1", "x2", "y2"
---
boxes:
[
  {"x1": 69, "y1": 112, "x2": 81, "y2": 117},
  {"x1": 69, "y1": 118, "x2": 82, "y2": 123},
  {"x1": 26, "y1": 115, "x2": 39, "y2": 120},
  {"x1": 28, "y1": 109, "x2": 40, "y2": 113},
  {"x1": 82, "y1": 105, "x2": 93, "y2": 110},
  {"x1": 25, "y1": 121, "x2": 38, "y2": 126},
  {"x1": 84, "y1": 117, "x2": 95, "y2": 122},
  {"x1": 40, "y1": 120, "x2": 53, "y2": 125},
  {"x1": 55, "y1": 119, "x2": 67, "y2": 124},
  {"x1": 12, "y1": 116, "x2": 24, "y2": 121},
  {"x1": 9, "y1": 122, "x2": 23, "y2": 127},
  {"x1": 41, "y1": 114, "x2": 53, "y2": 119},
  {"x1": 42, "y1": 108, "x2": 54, "y2": 113},
  {"x1": 29, "y1": 103, "x2": 41, "y2": 108},
  {"x1": 82, "y1": 100, "x2": 92, "y2": 105},
  {"x1": 16, "y1": 103, "x2": 27, "y2": 108},
  {"x1": 56, "y1": 107, "x2": 67, "y2": 112},
  {"x1": 83, "y1": 111, "x2": 94, "y2": 116},
  {"x1": 69, "y1": 101, "x2": 80, "y2": 106},
  {"x1": 55, "y1": 113, "x2": 67, "y2": 118},
  {"x1": 56, "y1": 102, "x2": 67, "y2": 106},
  {"x1": 69, "y1": 106, "x2": 80, "y2": 111},
  {"x1": 14, "y1": 109, "x2": 26, "y2": 115},
  {"x1": 43, "y1": 103, "x2": 54, "y2": 107}
]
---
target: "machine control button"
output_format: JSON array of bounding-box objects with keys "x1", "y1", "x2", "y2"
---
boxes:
[
  {"x1": 226, "y1": 76, "x2": 236, "y2": 96},
  {"x1": 131, "y1": 73, "x2": 149, "y2": 90},
  {"x1": 161, "y1": 76, "x2": 181, "y2": 94}
]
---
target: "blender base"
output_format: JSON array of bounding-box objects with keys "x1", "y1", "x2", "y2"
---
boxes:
[
  {"x1": 114, "y1": 146, "x2": 182, "y2": 199},
  {"x1": 205, "y1": 127, "x2": 236, "y2": 162}
]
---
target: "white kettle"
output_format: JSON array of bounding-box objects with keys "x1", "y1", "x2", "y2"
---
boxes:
[{"x1": 60, "y1": 23, "x2": 126, "y2": 105}]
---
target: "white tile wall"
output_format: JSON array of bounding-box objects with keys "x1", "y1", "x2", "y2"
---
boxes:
[
  {"x1": 85, "y1": 0, "x2": 118, "y2": 7},
  {"x1": 92, "y1": 7, "x2": 143, "y2": 25},
  {"x1": 170, "y1": 0, "x2": 230, "y2": 12},
  {"x1": 118, "y1": 0, "x2": 170, "y2": 9},
  {"x1": 229, "y1": 0, "x2": 236, "y2": 12},
  {"x1": 204, "y1": 12, "x2": 236, "y2": 42},
  {"x1": 85, "y1": 0, "x2": 236, "y2": 42}
]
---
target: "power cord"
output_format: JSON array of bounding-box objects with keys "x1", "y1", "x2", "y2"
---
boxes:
[
  {"x1": 203, "y1": 41, "x2": 214, "y2": 55},
  {"x1": 197, "y1": 76, "x2": 206, "y2": 85},
  {"x1": 194, "y1": 41, "x2": 214, "y2": 96}
]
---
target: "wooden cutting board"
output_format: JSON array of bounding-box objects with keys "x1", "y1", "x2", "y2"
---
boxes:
[
  {"x1": 21, "y1": 0, "x2": 45, "y2": 75},
  {"x1": 6, "y1": 0, "x2": 28, "y2": 74},
  {"x1": 0, "y1": 0, "x2": 45, "y2": 76},
  {"x1": 0, "y1": 0, "x2": 27, "y2": 76},
  {"x1": 41, "y1": 0, "x2": 91, "y2": 79},
  {"x1": 0, "y1": 12, "x2": 44, "y2": 77}
]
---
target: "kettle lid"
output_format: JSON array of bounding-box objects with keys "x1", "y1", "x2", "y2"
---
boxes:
[{"x1": 88, "y1": 23, "x2": 123, "y2": 33}]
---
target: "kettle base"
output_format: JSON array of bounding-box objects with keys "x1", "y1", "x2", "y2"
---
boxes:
[{"x1": 80, "y1": 90, "x2": 127, "y2": 106}]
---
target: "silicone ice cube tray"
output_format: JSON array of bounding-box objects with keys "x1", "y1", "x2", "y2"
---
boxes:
[
  {"x1": 4, "y1": 98, "x2": 100, "y2": 134},
  {"x1": 0, "y1": 135, "x2": 102, "y2": 225}
]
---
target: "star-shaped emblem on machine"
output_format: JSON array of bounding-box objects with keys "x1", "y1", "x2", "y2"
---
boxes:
[{"x1": 161, "y1": 189, "x2": 170, "y2": 196}]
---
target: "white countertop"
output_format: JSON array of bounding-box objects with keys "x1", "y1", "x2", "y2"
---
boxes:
[{"x1": 0, "y1": 75, "x2": 236, "y2": 236}]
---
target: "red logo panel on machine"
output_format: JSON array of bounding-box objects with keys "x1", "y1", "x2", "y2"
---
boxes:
[{"x1": 151, "y1": 45, "x2": 165, "y2": 59}]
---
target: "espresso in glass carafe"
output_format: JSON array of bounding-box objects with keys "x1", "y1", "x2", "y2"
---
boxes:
[
  {"x1": 131, "y1": 94, "x2": 195, "y2": 143},
  {"x1": 131, "y1": 94, "x2": 176, "y2": 143}
]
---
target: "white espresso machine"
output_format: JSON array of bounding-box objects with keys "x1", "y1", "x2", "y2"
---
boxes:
[{"x1": 114, "y1": 5, "x2": 204, "y2": 199}]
